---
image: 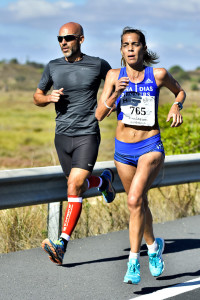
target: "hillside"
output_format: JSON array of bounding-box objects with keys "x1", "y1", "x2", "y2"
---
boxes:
[
  {"x1": 0, "y1": 61, "x2": 43, "y2": 91},
  {"x1": 0, "y1": 61, "x2": 200, "y2": 90},
  {"x1": 0, "y1": 61, "x2": 199, "y2": 107}
]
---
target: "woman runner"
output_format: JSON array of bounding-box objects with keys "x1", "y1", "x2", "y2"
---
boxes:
[{"x1": 95, "y1": 27, "x2": 186, "y2": 284}]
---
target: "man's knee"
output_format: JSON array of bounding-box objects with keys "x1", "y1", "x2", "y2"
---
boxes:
[{"x1": 67, "y1": 177, "x2": 86, "y2": 195}]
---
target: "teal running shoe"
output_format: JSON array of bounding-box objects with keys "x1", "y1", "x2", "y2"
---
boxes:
[
  {"x1": 124, "y1": 258, "x2": 141, "y2": 284},
  {"x1": 98, "y1": 169, "x2": 116, "y2": 203},
  {"x1": 148, "y1": 238, "x2": 165, "y2": 277},
  {"x1": 42, "y1": 238, "x2": 65, "y2": 265}
]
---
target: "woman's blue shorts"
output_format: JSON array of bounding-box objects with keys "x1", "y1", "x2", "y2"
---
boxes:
[{"x1": 114, "y1": 133, "x2": 165, "y2": 167}]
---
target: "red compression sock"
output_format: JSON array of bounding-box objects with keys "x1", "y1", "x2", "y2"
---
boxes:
[
  {"x1": 87, "y1": 175, "x2": 102, "y2": 189},
  {"x1": 60, "y1": 195, "x2": 82, "y2": 241}
]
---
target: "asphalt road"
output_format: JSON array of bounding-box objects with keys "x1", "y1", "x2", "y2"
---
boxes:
[{"x1": 0, "y1": 215, "x2": 200, "y2": 300}]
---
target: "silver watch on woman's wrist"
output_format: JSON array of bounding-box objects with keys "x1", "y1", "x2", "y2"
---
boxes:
[{"x1": 173, "y1": 101, "x2": 183, "y2": 110}]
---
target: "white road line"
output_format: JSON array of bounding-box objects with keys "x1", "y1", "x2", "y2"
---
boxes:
[{"x1": 129, "y1": 277, "x2": 200, "y2": 300}]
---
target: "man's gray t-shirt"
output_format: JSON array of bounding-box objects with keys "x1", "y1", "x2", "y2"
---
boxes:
[{"x1": 38, "y1": 54, "x2": 111, "y2": 136}]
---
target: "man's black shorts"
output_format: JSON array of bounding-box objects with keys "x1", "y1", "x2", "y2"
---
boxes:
[{"x1": 54, "y1": 134, "x2": 100, "y2": 177}]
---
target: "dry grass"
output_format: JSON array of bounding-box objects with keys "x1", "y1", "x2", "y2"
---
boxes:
[
  {"x1": 0, "y1": 205, "x2": 47, "y2": 253},
  {"x1": 148, "y1": 183, "x2": 200, "y2": 223}
]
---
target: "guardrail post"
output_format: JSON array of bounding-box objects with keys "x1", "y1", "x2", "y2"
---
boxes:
[{"x1": 48, "y1": 202, "x2": 63, "y2": 240}]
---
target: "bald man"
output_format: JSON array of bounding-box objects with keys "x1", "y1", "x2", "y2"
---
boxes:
[{"x1": 34, "y1": 22, "x2": 115, "y2": 265}]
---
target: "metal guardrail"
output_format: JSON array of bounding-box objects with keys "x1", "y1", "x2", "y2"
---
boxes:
[{"x1": 0, "y1": 153, "x2": 200, "y2": 239}]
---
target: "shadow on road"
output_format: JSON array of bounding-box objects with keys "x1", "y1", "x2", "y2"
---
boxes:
[
  {"x1": 134, "y1": 283, "x2": 177, "y2": 296},
  {"x1": 124, "y1": 238, "x2": 200, "y2": 256},
  {"x1": 62, "y1": 254, "x2": 128, "y2": 268},
  {"x1": 163, "y1": 238, "x2": 200, "y2": 254},
  {"x1": 66, "y1": 238, "x2": 200, "y2": 268},
  {"x1": 157, "y1": 269, "x2": 200, "y2": 281}
]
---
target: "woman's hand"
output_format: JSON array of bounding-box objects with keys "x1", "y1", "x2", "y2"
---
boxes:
[
  {"x1": 115, "y1": 77, "x2": 129, "y2": 95},
  {"x1": 166, "y1": 104, "x2": 183, "y2": 127}
]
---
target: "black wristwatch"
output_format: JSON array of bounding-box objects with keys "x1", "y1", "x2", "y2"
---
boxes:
[{"x1": 173, "y1": 101, "x2": 183, "y2": 110}]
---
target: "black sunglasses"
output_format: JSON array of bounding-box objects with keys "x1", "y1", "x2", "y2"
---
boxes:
[{"x1": 57, "y1": 34, "x2": 80, "y2": 43}]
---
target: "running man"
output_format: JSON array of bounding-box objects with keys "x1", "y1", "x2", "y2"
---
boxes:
[
  {"x1": 34, "y1": 22, "x2": 115, "y2": 265},
  {"x1": 96, "y1": 27, "x2": 186, "y2": 284}
]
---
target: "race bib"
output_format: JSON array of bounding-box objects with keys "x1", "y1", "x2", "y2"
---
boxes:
[{"x1": 120, "y1": 91, "x2": 155, "y2": 126}]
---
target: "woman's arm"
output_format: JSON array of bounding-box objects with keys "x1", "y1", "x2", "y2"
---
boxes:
[{"x1": 154, "y1": 68, "x2": 186, "y2": 127}]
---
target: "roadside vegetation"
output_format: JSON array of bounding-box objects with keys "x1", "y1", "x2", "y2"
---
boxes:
[{"x1": 0, "y1": 60, "x2": 199, "y2": 253}]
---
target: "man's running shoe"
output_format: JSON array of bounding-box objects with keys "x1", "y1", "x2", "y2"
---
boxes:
[
  {"x1": 148, "y1": 237, "x2": 165, "y2": 277},
  {"x1": 98, "y1": 168, "x2": 116, "y2": 203},
  {"x1": 41, "y1": 238, "x2": 65, "y2": 265},
  {"x1": 124, "y1": 258, "x2": 141, "y2": 284}
]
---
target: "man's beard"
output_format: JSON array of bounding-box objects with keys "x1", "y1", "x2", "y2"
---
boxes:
[
  {"x1": 63, "y1": 49, "x2": 72, "y2": 58},
  {"x1": 62, "y1": 45, "x2": 80, "y2": 58}
]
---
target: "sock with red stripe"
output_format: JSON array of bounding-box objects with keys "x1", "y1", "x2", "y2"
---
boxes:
[
  {"x1": 86, "y1": 175, "x2": 102, "y2": 189},
  {"x1": 60, "y1": 195, "x2": 82, "y2": 248}
]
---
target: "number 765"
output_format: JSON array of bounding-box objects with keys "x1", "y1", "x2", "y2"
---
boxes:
[{"x1": 130, "y1": 106, "x2": 146, "y2": 115}]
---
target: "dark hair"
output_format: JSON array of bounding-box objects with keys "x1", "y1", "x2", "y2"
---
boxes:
[{"x1": 120, "y1": 27, "x2": 159, "y2": 66}]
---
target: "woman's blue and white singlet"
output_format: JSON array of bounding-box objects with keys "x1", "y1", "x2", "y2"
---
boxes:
[{"x1": 116, "y1": 66, "x2": 159, "y2": 127}]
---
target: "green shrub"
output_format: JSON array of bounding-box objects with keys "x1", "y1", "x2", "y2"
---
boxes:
[
  {"x1": 9, "y1": 58, "x2": 19, "y2": 64},
  {"x1": 169, "y1": 65, "x2": 184, "y2": 74},
  {"x1": 158, "y1": 104, "x2": 200, "y2": 154},
  {"x1": 177, "y1": 71, "x2": 190, "y2": 81},
  {"x1": 191, "y1": 83, "x2": 199, "y2": 91},
  {"x1": 26, "y1": 60, "x2": 45, "y2": 69},
  {"x1": 168, "y1": 65, "x2": 190, "y2": 82}
]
